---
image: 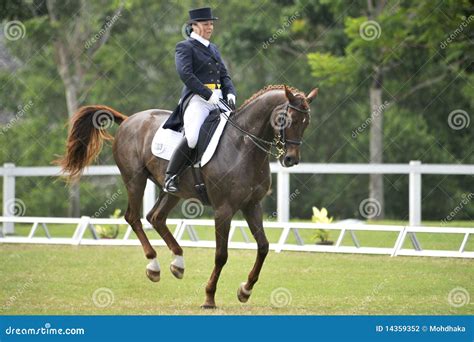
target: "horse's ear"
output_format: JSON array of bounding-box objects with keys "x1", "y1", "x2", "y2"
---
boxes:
[
  {"x1": 284, "y1": 85, "x2": 298, "y2": 103},
  {"x1": 306, "y1": 88, "x2": 319, "y2": 104}
]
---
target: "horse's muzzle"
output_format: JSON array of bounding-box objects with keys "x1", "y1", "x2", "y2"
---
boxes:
[{"x1": 282, "y1": 154, "x2": 299, "y2": 167}]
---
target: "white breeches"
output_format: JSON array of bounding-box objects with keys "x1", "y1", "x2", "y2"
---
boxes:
[{"x1": 183, "y1": 89, "x2": 227, "y2": 148}]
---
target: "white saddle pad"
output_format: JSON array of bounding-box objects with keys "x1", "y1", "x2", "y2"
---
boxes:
[{"x1": 151, "y1": 111, "x2": 231, "y2": 167}]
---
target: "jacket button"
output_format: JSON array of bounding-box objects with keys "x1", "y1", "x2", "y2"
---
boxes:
[
  {"x1": 210, "y1": 79, "x2": 214, "y2": 81},
  {"x1": 217, "y1": 71, "x2": 220, "y2": 74},
  {"x1": 208, "y1": 62, "x2": 211, "y2": 65},
  {"x1": 210, "y1": 71, "x2": 213, "y2": 74}
]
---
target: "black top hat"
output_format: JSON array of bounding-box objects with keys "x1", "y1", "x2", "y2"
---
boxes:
[{"x1": 188, "y1": 7, "x2": 218, "y2": 22}]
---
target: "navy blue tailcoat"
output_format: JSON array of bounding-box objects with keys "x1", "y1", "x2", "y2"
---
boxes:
[{"x1": 163, "y1": 38, "x2": 236, "y2": 131}]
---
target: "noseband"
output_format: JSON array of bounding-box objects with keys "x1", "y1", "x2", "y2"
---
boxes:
[{"x1": 219, "y1": 99, "x2": 310, "y2": 159}]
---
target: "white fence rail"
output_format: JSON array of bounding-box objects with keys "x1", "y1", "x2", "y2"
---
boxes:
[
  {"x1": 2, "y1": 161, "x2": 474, "y2": 235},
  {"x1": 0, "y1": 216, "x2": 472, "y2": 258}
]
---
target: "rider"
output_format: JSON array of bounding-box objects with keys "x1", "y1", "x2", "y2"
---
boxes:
[{"x1": 163, "y1": 6, "x2": 237, "y2": 193}]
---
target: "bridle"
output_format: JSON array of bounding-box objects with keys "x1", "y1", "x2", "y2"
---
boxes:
[{"x1": 219, "y1": 99, "x2": 310, "y2": 159}]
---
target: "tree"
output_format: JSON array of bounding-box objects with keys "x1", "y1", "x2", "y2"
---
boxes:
[
  {"x1": 1, "y1": 0, "x2": 471, "y2": 222},
  {"x1": 2, "y1": 0, "x2": 125, "y2": 216},
  {"x1": 307, "y1": 0, "x2": 471, "y2": 219},
  {"x1": 47, "y1": 0, "x2": 124, "y2": 216}
]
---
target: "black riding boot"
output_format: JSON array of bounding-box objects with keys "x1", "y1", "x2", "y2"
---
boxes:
[{"x1": 163, "y1": 137, "x2": 195, "y2": 193}]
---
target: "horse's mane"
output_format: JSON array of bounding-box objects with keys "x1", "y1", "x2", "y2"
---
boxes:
[{"x1": 238, "y1": 84, "x2": 305, "y2": 111}]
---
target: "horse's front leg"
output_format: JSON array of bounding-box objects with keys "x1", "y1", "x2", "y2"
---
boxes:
[
  {"x1": 237, "y1": 202, "x2": 269, "y2": 303},
  {"x1": 202, "y1": 204, "x2": 233, "y2": 309}
]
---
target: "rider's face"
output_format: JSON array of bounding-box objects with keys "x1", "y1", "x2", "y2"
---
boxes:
[{"x1": 192, "y1": 21, "x2": 214, "y2": 40}]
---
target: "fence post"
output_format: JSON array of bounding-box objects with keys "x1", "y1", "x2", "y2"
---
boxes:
[
  {"x1": 409, "y1": 160, "x2": 421, "y2": 226},
  {"x1": 277, "y1": 170, "x2": 290, "y2": 222},
  {"x1": 142, "y1": 179, "x2": 156, "y2": 220},
  {"x1": 408, "y1": 160, "x2": 423, "y2": 251},
  {"x1": 2, "y1": 163, "x2": 16, "y2": 234}
]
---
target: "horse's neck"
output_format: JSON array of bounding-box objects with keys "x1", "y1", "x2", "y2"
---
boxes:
[{"x1": 234, "y1": 90, "x2": 285, "y2": 141}]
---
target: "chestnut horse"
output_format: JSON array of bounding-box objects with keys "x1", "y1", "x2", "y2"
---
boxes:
[{"x1": 58, "y1": 85, "x2": 318, "y2": 308}]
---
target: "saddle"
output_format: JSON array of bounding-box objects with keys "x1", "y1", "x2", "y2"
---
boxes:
[
  {"x1": 151, "y1": 107, "x2": 230, "y2": 205},
  {"x1": 194, "y1": 108, "x2": 222, "y2": 163},
  {"x1": 188, "y1": 108, "x2": 222, "y2": 205}
]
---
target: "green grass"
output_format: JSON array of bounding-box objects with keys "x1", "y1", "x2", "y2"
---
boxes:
[{"x1": 0, "y1": 243, "x2": 472, "y2": 315}]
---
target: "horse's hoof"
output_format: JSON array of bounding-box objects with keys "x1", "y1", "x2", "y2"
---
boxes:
[
  {"x1": 170, "y1": 264, "x2": 184, "y2": 279},
  {"x1": 146, "y1": 269, "x2": 161, "y2": 282},
  {"x1": 237, "y1": 282, "x2": 252, "y2": 303},
  {"x1": 200, "y1": 303, "x2": 217, "y2": 309}
]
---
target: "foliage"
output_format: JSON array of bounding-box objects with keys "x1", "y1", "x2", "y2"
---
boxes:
[
  {"x1": 95, "y1": 209, "x2": 123, "y2": 239},
  {"x1": 0, "y1": 0, "x2": 472, "y2": 221},
  {"x1": 311, "y1": 206, "x2": 333, "y2": 243}
]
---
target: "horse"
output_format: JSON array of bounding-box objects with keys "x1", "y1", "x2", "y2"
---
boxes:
[{"x1": 57, "y1": 84, "x2": 318, "y2": 308}]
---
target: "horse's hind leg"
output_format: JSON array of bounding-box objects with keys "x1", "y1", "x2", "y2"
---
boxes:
[
  {"x1": 237, "y1": 202, "x2": 269, "y2": 303},
  {"x1": 146, "y1": 191, "x2": 184, "y2": 279},
  {"x1": 123, "y1": 173, "x2": 161, "y2": 282}
]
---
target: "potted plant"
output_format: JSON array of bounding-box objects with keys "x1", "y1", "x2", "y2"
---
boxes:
[
  {"x1": 95, "y1": 209, "x2": 122, "y2": 239},
  {"x1": 312, "y1": 207, "x2": 334, "y2": 245}
]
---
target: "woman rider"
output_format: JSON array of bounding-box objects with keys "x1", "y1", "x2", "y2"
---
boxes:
[{"x1": 162, "y1": 7, "x2": 236, "y2": 193}]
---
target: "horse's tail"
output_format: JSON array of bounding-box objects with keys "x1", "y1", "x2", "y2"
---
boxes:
[{"x1": 55, "y1": 105, "x2": 128, "y2": 182}]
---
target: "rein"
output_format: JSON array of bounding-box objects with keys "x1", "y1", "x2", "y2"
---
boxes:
[{"x1": 218, "y1": 99, "x2": 310, "y2": 159}]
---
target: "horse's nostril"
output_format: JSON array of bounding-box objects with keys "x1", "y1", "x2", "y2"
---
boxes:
[{"x1": 284, "y1": 156, "x2": 294, "y2": 166}]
